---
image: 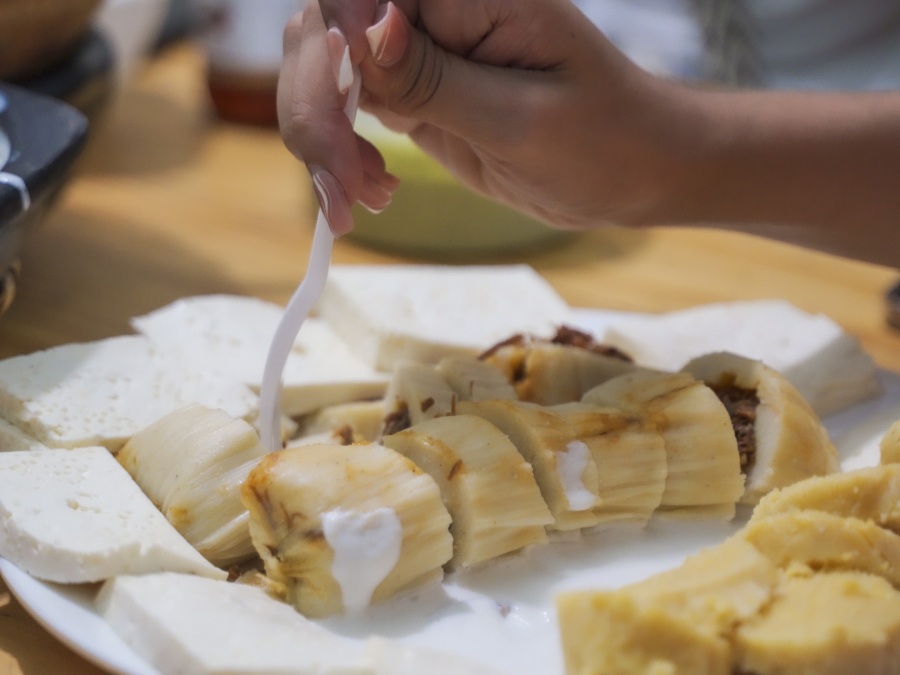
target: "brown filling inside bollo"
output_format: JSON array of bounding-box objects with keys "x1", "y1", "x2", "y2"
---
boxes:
[
  {"x1": 711, "y1": 383, "x2": 760, "y2": 474},
  {"x1": 550, "y1": 325, "x2": 633, "y2": 362},
  {"x1": 478, "y1": 326, "x2": 634, "y2": 363},
  {"x1": 382, "y1": 404, "x2": 411, "y2": 436}
]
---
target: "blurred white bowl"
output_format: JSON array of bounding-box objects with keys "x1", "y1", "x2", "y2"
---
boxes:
[{"x1": 94, "y1": 0, "x2": 170, "y2": 81}]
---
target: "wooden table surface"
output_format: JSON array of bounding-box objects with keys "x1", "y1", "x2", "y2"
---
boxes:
[{"x1": 1, "y1": 41, "x2": 898, "y2": 674}]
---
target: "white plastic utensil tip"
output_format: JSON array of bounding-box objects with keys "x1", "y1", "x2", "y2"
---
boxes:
[{"x1": 258, "y1": 68, "x2": 361, "y2": 452}]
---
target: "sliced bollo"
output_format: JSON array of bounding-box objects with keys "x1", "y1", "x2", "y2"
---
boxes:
[
  {"x1": 117, "y1": 403, "x2": 268, "y2": 567},
  {"x1": 587, "y1": 425, "x2": 667, "y2": 526},
  {"x1": 683, "y1": 351, "x2": 839, "y2": 505},
  {"x1": 435, "y1": 355, "x2": 517, "y2": 403},
  {"x1": 481, "y1": 330, "x2": 635, "y2": 406},
  {"x1": 583, "y1": 369, "x2": 744, "y2": 519},
  {"x1": 381, "y1": 360, "x2": 458, "y2": 436},
  {"x1": 382, "y1": 414, "x2": 552, "y2": 568},
  {"x1": 241, "y1": 442, "x2": 453, "y2": 618},
  {"x1": 457, "y1": 400, "x2": 603, "y2": 531},
  {"x1": 299, "y1": 399, "x2": 386, "y2": 444}
]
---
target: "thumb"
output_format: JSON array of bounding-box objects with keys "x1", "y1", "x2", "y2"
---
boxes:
[{"x1": 359, "y1": 2, "x2": 531, "y2": 143}]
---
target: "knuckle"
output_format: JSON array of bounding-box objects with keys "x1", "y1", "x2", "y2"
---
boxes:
[
  {"x1": 280, "y1": 100, "x2": 317, "y2": 160},
  {"x1": 282, "y1": 10, "x2": 306, "y2": 51},
  {"x1": 390, "y1": 39, "x2": 444, "y2": 115}
]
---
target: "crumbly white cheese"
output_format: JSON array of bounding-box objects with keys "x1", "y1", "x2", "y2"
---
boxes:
[
  {"x1": 557, "y1": 441, "x2": 597, "y2": 511},
  {"x1": 0, "y1": 417, "x2": 50, "y2": 452},
  {"x1": 602, "y1": 299, "x2": 882, "y2": 417},
  {"x1": 96, "y1": 572, "x2": 371, "y2": 674},
  {"x1": 0, "y1": 335, "x2": 258, "y2": 450},
  {"x1": 131, "y1": 294, "x2": 389, "y2": 415},
  {"x1": 316, "y1": 264, "x2": 574, "y2": 370},
  {"x1": 0, "y1": 447, "x2": 225, "y2": 582}
]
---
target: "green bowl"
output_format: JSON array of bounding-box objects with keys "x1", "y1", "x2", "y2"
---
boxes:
[{"x1": 348, "y1": 114, "x2": 568, "y2": 259}]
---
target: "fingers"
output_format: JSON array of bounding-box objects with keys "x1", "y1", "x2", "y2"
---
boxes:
[
  {"x1": 317, "y1": 0, "x2": 379, "y2": 62},
  {"x1": 279, "y1": 2, "x2": 396, "y2": 235},
  {"x1": 355, "y1": 1, "x2": 584, "y2": 147},
  {"x1": 357, "y1": 2, "x2": 520, "y2": 144}
]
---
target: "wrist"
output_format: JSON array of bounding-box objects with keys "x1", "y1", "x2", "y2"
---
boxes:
[{"x1": 623, "y1": 78, "x2": 722, "y2": 228}]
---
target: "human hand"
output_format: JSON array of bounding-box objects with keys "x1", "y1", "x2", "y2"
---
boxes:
[{"x1": 278, "y1": 0, "x2": 689, "y2": 236}]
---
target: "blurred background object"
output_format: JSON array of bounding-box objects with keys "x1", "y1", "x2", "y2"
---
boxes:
[
  {"x1": 11, "y1": 30, "x2": 115, "y2": 126},
  {"x1": 575, "y1": 0, "x2": 711, "y2": 81},
  {"x1": 690, "y1": 0, "x2": 900, "y2": 90},
  {"x1": 94, "y1": 0, "x2": 171, "y2": 82},
  {"x1": 196, "y1": 0, "x2": 302, "y2": 126},
  {"x1": 0, "y1": 86, "x2": 89, "y2": 318},
  {"x1": 0, "y1": 0, "x2": 108, "y2": 318},
  {"x1": 0, "y1": 0, "x2": 103, "y2": 82}
]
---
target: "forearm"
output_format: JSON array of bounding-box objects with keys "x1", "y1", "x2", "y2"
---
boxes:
[{"x1": 655, "y1": 86, "x2": 900, "y2": 266}]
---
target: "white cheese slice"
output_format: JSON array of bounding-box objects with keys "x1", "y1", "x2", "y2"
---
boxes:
[
  {"x1": 601, "y1": 299, "x2": 882, "y2": 417},
  {"x1": 131, "y1": 294, "x2": 389, "y2": 415},
  {"x1": 96, "y1": 572, "x2": 371, "y2": 674},
  {"x1": 316, "y1": 264, "x2": 574, "y2": 371},
  {"x1": 0, "y1": 447, "x2": 225, "y2": 583},
  {"x1": 0, "y1": 335, "x2": 258, "y2": 450},
  {"x1": 0, "y1": 417, "x2": 50, "y2": 452}
]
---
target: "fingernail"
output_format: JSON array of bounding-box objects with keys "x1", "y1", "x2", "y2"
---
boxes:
[
  {"x1": 381, "y1": 170, "x2": 401, "y2": 192},
  {"x1": 366, "y1": 2, "x2": 392, "y2": 64},
  {"x1": 310, "y1": 166, "x2": 354, "y2": 236},
  {"x1": 326, "y1": 26, "x2": 354, "y2": 94},
  {"x1": 359, "y1": 180, "x2": 394, "y2": 214},
  {"x1": 361, "y1": 199, "x2": 391, "y2": 215}
]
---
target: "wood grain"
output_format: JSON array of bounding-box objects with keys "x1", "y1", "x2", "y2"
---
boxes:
[{"x1": 0, "y1": 40, "x2": 898, "y2": 674}]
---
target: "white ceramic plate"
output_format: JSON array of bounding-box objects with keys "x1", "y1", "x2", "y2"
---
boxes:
[{"x1": 2, "y1": 308, "x2": 898, "y2": 675}]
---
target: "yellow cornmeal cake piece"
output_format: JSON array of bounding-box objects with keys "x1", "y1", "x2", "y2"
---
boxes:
[
  {"x1": 382, "y1": 415, "x2": 553, "y2": 569},
  {"x1": 734, "y1": 571, "x2": 900, "y2": 675},
  {"x1": 556, "y1": 590, "x2": 731, "y2": 675},
  {"x1": 625, "y1": 537, "x2": 779, "y2": 631},
  {"x1": 683, "y1": 351, "x2": 839, "y2": 505},
  {"x1": 740, "y1": 510, "x2": 900, "y2": 587},
  {"x1": 881, "y1": 420, "x2": 900, "y2": 465},
  {"x1": 583, "y1": 369, "x2": 744, "y2": 519},
  {"x1": 556, "y1": 538, "x2": 778, "y2": 675},
  {"x1": 751, "y1": 464, "x2": 900, "y2": 533}
]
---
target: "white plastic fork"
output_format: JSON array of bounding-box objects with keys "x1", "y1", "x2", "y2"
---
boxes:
[{"x1": 258, "y1": 67, "x2": 362, "y2": 452}]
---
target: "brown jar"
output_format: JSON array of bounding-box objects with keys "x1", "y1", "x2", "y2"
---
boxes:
[{"x1": 201, "y1": 0, "x2": 302, "y2": 126}]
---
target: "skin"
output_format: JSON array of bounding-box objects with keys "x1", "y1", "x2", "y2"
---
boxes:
[{"x1": 278, "y1": 0, "x2": 900, "y2": 267}]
